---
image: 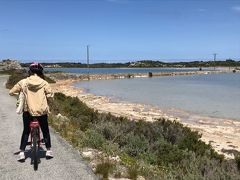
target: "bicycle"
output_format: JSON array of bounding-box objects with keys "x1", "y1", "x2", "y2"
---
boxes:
[{"x1": 29, "y1": 119, "x2": 42, "y2": 171}]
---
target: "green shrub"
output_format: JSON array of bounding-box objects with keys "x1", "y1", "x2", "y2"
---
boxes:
[
  {"x1": 44, "y1": 75, "x2": 56, "y2": 83},
  {"x1": 5, "y1": 70, "x2": 55, "y2": 89},
  {"x1": 157, "y1": 141, "x2": 186, "y2": 166},
  {"x1": 121, "y1": 133, "x2": 149, "y2": 157},
  {"x1": 49, "y1": 93, "x2": 97, "y2": 131},
  {"x1": 120, "y1": 153, "x2": 137, "y2": 167},
  {"x1": 235, "y1": 153, "x2": 240, "y2": 170},
  {"x1": 95, "y1": 121, "x2": 119, "y2": 141},
  {"x1": 5, "y1": 70, "x2": 28, "y2": 89},
  {"x1": 95, "y1": 161, "x2": 114, "y2": 179},
  {"x1": 82, "y1": 129, "x2": 106, "y2": 149},
  {"x1": 127, "y1": 164, "x2": 138, "y2": 180},
  {"x1": 114, "y1": 171, "x2": 122, "y2": 178},
  {"x1": 102, "y1": 142, "x2": 120, "y2": 156},
  {"x1": 45, "y1": 93, "x2": 240, "y2": 179}
]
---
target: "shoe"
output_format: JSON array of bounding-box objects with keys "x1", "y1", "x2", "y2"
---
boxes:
[
  {"x1": 46, "y1": 150, "x2": 53, "y2": 159},
  {"x1": 18, "y1": 151, "x2": 25, "y2": 162}
]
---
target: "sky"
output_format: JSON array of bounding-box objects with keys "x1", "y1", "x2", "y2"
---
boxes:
[{"x1": 0, "y1": 0, "x2": 240, "y2": 63}]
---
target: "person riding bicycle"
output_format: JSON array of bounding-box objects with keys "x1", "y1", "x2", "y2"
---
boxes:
[{"x1": 9, "y1": 62, "x2": 53, "y2": 161}]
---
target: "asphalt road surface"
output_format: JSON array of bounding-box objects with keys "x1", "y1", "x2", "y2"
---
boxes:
[{"x1": 0, "y1": 75, "x2": 97, "y2": 180}]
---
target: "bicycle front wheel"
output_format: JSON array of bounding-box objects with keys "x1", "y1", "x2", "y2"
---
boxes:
[{"x1": 32, "y1": 128, "x2": 38, "y2": 171}]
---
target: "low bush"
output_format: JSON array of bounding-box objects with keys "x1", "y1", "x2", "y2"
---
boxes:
[
  {"x1": 235, "y1": 153, "x2": 240, "y2": 170},
  {"x1": 5, "y1": 70, "x2": 55, "y2": 89},
  {"x1": 5, "y1": 70, "x2": 28, "y2": 89},
  {"x1": 95, "y1": 160, "x2": 114, "y2": 179},
  {"x1": 48, "y1": 92, "x2": 240, "y2": 179},
  {"x1": 127, "y1": 164, "x2": 138, "y2": 180},
  {"x1": 82, "y1": 129, "x2": 106, "y2": 149}
]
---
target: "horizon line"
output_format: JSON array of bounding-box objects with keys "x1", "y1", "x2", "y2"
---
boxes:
[{"x1": 2, "y1": 58, "x2": 240, "y2": 64}]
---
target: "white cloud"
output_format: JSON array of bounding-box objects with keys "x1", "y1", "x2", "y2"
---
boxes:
[{"x1": 232, "y1": 6, "x2": 240, "y2": 12}]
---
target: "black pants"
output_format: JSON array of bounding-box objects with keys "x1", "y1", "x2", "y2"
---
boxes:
[{"x1": 20, "y1": 112, "x2": 51, "y2": 151}]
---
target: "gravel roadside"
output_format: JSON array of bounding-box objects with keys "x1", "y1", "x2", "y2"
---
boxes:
[{"x1": 0, "y1": 75, "x2": 97, "y2": 180}]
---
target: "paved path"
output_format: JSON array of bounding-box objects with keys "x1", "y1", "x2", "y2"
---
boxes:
[{"x1": 0, "y1": 75, "x2": 97, "y2": 180}]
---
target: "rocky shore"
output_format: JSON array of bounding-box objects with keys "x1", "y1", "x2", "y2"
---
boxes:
[
  {"x1": 49, "y1": 70, "x2": 240, "y2": 159},
  {"x1": 0, "y1": 59, "x2": 23, "y2": 70}
]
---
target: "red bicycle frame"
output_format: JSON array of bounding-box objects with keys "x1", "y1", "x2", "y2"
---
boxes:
[
  {"x1": 29, "y1": 120, "x2": 41, "y2": 146},
  {"x1": 29, "y1": 119, "x2": 42, "y2": 170}
]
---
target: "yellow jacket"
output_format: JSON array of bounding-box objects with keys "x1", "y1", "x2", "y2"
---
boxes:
[{"x1": 9, "y1": 74, "x2": 53, "y2": 116}]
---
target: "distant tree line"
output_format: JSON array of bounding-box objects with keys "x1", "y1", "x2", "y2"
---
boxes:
[{"x1": 20, "y1": 59, "x2": 240, "y2": 68}]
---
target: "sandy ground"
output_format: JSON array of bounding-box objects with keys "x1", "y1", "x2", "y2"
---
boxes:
[{"x1": 51, "y1": 77, "x2": 240, "y2": 159}]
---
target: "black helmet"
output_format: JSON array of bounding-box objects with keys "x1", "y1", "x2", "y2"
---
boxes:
[{"x1": 29, "y1": 62, "x2": 43, "y2": 73}]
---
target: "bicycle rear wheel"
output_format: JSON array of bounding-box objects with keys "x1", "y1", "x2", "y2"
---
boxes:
[{"x1": 32, "y1": 128, "x2": 39, "y2": 171}]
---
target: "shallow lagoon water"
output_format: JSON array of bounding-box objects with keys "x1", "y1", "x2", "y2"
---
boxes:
[{"x1": 76, "y1": 73, "x2": 240, "y2": 121}]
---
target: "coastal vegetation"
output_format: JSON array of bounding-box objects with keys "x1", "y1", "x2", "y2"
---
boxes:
[
  {"x1": 48, "y1": 93, "x2": 240, "y2": 179},
  {"x1": 5, "y1": 69, "x2": 55, "y2": 89},
  {"x1": 4, "y1": 70, "x2": 240, "y2": 179}
]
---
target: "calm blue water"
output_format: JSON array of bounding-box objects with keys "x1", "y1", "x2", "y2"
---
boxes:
[
  {"x1": 46, "y1": 67, "x2": 214, "y2": 74},
  {"x1": 75, "y1": 73, "x2": 240, "y2": 120}
]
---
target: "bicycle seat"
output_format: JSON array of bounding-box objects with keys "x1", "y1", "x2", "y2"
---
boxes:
[{"x1": 30, "y1": 120, "x2": 40, "y2": 128}]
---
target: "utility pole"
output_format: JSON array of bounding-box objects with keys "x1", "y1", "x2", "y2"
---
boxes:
[
  {"x1": 87, "y1": 45, "x2": 90, "y2": 80},
  {"x1": 213, "y1": 53, "x2": 217, "y2": 70}
]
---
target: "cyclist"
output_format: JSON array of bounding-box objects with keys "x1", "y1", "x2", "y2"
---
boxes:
[{"x1": 9, "y1": 62, "x2": 53, "y2": 161}]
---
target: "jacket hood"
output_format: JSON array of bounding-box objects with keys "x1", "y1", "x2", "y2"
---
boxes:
[{"x1": 26, "y1": 74, "x2": 45, "y2": 91}]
